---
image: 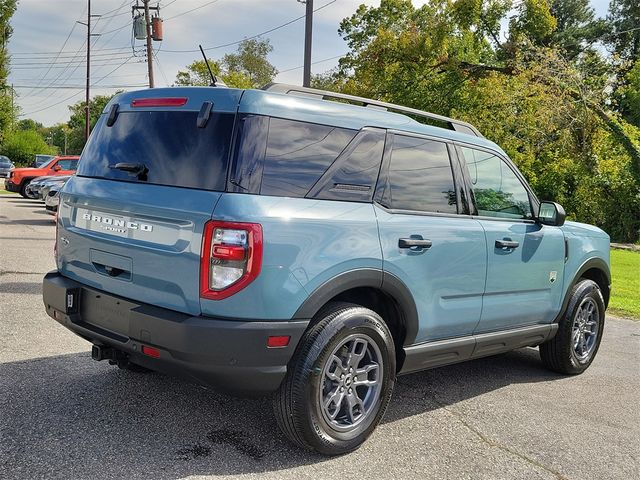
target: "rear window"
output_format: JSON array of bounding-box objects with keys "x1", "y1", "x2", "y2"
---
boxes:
[{"x1": 77, "y1": 111, "x2": 234, "y2": 191}]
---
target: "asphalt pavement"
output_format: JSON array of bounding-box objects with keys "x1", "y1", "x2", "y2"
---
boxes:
[{"x1": 1, "y1": 194, "x2": 639, "y2": 480}]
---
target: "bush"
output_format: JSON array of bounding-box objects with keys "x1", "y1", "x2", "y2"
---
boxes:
[{"x1": 0, "y1": 129, "x2": 57, "y2": 167}]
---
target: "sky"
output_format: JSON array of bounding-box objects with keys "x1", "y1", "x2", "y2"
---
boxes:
[{"x1": 7, "y1": 0, "x2": 612, "y2": 126}]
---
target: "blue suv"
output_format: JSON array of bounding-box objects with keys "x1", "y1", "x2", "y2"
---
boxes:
[{"x1": 43, "y1": 84, "x2": 610, "y2": 455}]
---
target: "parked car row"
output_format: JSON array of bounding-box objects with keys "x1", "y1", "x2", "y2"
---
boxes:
[
  {"x1": 4, "y1": 155, "x2": 79, "y2": 199},
  {"x1": 27, "y1": 175, "x2": 72, "y2": 214},
  {"x1": 3, "y1": 154, "x2": 78, "y2": 215}
]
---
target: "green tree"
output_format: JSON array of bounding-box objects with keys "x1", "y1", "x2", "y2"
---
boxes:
[
  {"x1": 616, "y1": 60, "x2": 640, "y2": 127},
  {"x1": 547, "y1": 0, "x2": 608, "y2": 58},
  {"x1": 66, "y1": 93, "x2": 117, "y2": 154},
  {"x1": 324, "y1": 0, "x2": 640, "y2": 241},
  {"x1": 0, "y1": 129, "x2": 56, "y2": 166},
  {"x1": 606, "y1": 0, "x2": 640, "y2": 66},
  {"x1": 0, "y1": 0, "x2": 17, "y2": 141},
  {"x1": 222, "y1": 39, "x2": 277, "y2": 87},
  {"x1": 175, "y1": 39, "x2": 276, "y2": 88}
]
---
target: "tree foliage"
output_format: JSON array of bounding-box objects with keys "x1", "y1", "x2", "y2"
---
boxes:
[
  {"x1": 175, "y1": 38, "x2": 276, "y2": 88},
  {"x1": 326, "y1": 0, "x2": 640, "y2": 242},
  {"x1": 0, "y1": 0, "x2": 17, "y2": 142},
  {"x1": 0, "y1": 129, "x2": 56, "y2": 166},
  {"x1": 66, "y1": 93, "x2": 117, "y2": 154}
]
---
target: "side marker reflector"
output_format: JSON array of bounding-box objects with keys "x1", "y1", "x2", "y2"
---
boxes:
[
  {"x1": 141, "y1": 345, "x2": 161, "y2": 358},
  {"x1": 267, "y1": 336, "x2": 290, "y2": 348}
]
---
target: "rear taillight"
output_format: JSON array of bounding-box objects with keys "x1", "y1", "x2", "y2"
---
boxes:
[{"x1": 200, "y1": 221, "x2": 263, "y2": 300}]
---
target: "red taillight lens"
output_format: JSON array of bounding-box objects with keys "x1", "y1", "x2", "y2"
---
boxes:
[
  {"x1": 200, "y1": 221, "x2": 263, "y2": 300},
  {"x1": 131, "y1": 97, "x2": 188, "y2": 108}
]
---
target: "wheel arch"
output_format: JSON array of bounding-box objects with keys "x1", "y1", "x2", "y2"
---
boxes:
[
  {"x1": 555, "y1": 257, "x2": 611, "y2": 323},
  {"x1": 292, "y1": 269, "x2": 419, "y2": 370}
]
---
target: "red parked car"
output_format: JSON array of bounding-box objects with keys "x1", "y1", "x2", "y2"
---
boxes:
[{"x1": 5, "y1": 156, "x2": 79, "y2": 198}]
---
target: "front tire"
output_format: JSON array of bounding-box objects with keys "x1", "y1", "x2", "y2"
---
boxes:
[
  {"x1": 19, "y1": 180, "x2": 31, "y2": 198},
  {"x1": 540, "y1": 279, "x2": 605, "y2": 374},
  {"x1": 273, "y1": 302, "x2": 396, "y2": 455}
]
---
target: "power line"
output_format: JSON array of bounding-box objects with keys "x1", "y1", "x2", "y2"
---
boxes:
[
  {"x1": 19, "y1": 56, "x2": 136, "y2": 117},
  {"x1": 278, "y1": 53, "x2": 346, "y2": 74},
  {"x1": 12, "y1": 84, "x2": 147, "y2": 89},
  {"x1": 12, "y1": 57, "x2": 133, "y2": 69},
  {"x1": 17, "y1": 1, "x2": 132, "y2": 109},
  {"x1": 164, "y1": 0, "x2": 221, "y2": 21},
  {"x1": 10, "y1": 46, "x2": 130, "y2": 56},
  {"x1": 159, "y1": 0, "x2": 337, "y2": 54},
  {"x1": 19, "y1": 6, "x2": 87, "y2": 99},
  {"x1": 11, "y1": 49, "x2": 132, "y2": 62}
]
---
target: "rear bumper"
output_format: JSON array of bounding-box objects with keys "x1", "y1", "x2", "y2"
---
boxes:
[{"x1": 42, "y1": 271, "x2": 308, "y2": 395}]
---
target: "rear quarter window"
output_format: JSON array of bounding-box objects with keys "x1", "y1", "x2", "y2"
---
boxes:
[
  {"x1": 261, "y1": 118, "x2": 356, "y2": 197},
  {"x1": 77, "y1": 111, "x2": 234, "y2": 191}
]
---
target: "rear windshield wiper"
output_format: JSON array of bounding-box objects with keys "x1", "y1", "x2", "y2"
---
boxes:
[{"x1": 111, "y1": 162, "x2": 148, "y2": 181}]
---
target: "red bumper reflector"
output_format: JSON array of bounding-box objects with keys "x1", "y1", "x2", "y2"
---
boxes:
[
  {"x1": 267, "y1": 336, "x2": 290, "y2": 348},
  {"x1": 141, "y1": 345, "x2": 161, "y2": 358},
  {"x1": 131, "y1": 97, "x2": 188, "y2": 108}
]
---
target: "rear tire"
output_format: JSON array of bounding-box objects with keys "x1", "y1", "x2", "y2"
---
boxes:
[
  {"x1": 273, "y1": 302, "x2": 395, "y2": 455},
  {"x1": 540, "y1": 279, "x2": 605, "y2": 374}
]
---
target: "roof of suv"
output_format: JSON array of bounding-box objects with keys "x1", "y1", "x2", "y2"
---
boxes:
[{"x1": 105, "y1": 85, "x2": 506, "y2": 156}]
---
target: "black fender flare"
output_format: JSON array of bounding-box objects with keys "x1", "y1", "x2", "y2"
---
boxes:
[
  {"x1": 292, "y1": 268, "x2": 419, "y2": 346},
  {"x1": 554, "y1": 257, "x2": 611, "y2": 323}
]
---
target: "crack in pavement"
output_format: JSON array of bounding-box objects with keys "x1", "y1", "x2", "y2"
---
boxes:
[{"x1": 397, "y1": 378, "x2": 568, "y2": 480}]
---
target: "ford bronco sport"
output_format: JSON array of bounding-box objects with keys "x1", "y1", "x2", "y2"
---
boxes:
[{"x1": 43, "y1": 84, "x2": 610, "y2": 455}]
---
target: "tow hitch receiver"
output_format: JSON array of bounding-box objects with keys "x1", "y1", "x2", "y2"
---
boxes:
[{"x1": 91, "y1": 344, "x2": 129, "y2": 368}]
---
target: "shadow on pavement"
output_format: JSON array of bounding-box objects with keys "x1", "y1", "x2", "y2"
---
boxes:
[
  {"x1": 0, "y1": 218, "x2": 54, "y2": 227},
  {"x1": 0, "y1": 347, "x2": 561, "y2": 479},
  {"x1": 0, "y1": 282, "x2": 42, "y2": 294}
]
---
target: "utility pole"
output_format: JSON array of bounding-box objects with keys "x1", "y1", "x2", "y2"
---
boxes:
[
  {"x1": 132, "y1": 1, "x2": 159, "y2": 88},
  {"x1": 78, "y1": 0, "x2": 100, "y2": 142},
  {"x1": 302, "y1": 0, "x2": 313, "y2": 87},
  {"x1": 144, "y1": 0, "x2": 154, "y2": 88}
]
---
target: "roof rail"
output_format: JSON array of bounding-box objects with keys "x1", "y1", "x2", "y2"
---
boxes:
[{"x1": 261, "y1": 83, "x2": 483, "y2": 138}]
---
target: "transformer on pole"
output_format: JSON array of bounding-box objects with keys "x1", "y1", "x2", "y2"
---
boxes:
[{"x1": 132, "y1": 1, "x2": 162, "y2": 88}]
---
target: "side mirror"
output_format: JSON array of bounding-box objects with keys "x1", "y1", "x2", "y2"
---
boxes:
[
  {"x1": 53, "y1": 165, "x2": 61, "y2": 172},
  {"x1": 538, "y1": 201, "x2": 566, "y2": 227}
]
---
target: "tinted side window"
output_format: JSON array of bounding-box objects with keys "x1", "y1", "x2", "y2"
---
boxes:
[
  {"x1": 230, "y1": 114, "x2": 269, "y2": 193},
  {"x1": 260, "y1": 118, "x2": 356, "y2": 197},
  {"x1": 386, "y1": 135, "x2": 457, "y2": 213},
  {"x1": 308, "y1": 128, "x2": 385, "y2": 202},
  {"x1": 57, "y1": 160, "x2": 78, "y2": 170},
  {"x1": 459, "y1": 147, "x2": 532, "y2": 219}
]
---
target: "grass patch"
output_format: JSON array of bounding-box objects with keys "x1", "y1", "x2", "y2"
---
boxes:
[
  {"x1": 0, "y1": 188, "x2": 16, "y2": 195},
  {"x1": 609, "y1": 249, "x2": 640, "y2": 320}
]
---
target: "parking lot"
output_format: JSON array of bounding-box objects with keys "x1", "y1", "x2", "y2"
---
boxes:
[{"x1": 1, "y1": 194, "x2": 639, "y2": 480}]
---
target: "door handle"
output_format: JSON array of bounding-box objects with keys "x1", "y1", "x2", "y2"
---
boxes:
[
  {"x1": 399, "y1": 238, "x2": 433, "y2": 250},
  {"x1": 495, "y1": 239, "x2": 519, "y2": 249}
]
